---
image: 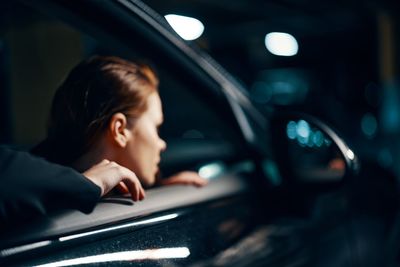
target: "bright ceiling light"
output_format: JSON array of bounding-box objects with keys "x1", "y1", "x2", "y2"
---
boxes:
[
  {"x1": 165, "y1": 14, "x2": 204, "y2": 41},
  {"x1": 265, "y1": 32, "x2": 298, "y2": 56}
]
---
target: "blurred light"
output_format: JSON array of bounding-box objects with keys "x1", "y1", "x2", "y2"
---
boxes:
[
  {"x1": 270, "y1": 81, "x2": 296, "y2": 94},
  {"x1": 36, "y1": 247, "x2": 190, "y2": 267},
  {"x1": 60, "y1": 214, "x2": 178, "y2": 241},
  {"x1": 165, "y1": 14, "x2": 204, "y2": 40},
  {"x1": 0, "y1": 241, "x2": 51, "y2": 257},
  {"x1": 286, "y1": 121, "x2": 297, "y2": 139},
  {"x1": 250, "y1": 81, "x2": 271, "y2": 103},
  {"x1": 262, "y1": 159, "x2": 281, "y2": 186},
  {"x1": 361, "y1": 113, "x2": 377, "y2": 138},
  {"x1": 296, "y1": 120, "x2": 310, "y2": 138},
  {"x1": 378, "y1": 148, "x2": 393, "y2": 168},
  {"x1": 324, "y1": 138, "x2": 332, "y2": 146},
  {"x1": 265, "y1": 32, "x2": 298, "y2": 56},
  {"x1": 232, "y1": 160, "x2": 255, "y2": 173},
  {"x1": 288, "y1": 120, "x2": 334, "y2": 148},
  {"x1": 306, "y1": 133, "x2": 315, "y2": 147},
  {"x1": 346, "y1": 149, "x2": 355, "y2": 160},
  {"x1": 199, "y1": 162, "x2": 225, "y2": 179},
  {"x1": 254, "y1": 69, "x2": 309, "y2": 106},
  {"x1": 313, "y1": 131, "x2": 324, "y2": 147},
  {"x1": 381, "y1": 82, "x2": 400, "y2": 133}
]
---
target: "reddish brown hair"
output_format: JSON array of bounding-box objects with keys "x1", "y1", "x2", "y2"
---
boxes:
[{"x1": 33, "y1": 56, "x2": 158, "y2": 164}]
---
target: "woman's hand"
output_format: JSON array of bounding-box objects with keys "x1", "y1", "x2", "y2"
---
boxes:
[
  {"x1": 157, "y1": 171, "x2": 208, "y2": 187},
  {"x1": 83, "y1": 159, "x2": 145, "y2": 201}
]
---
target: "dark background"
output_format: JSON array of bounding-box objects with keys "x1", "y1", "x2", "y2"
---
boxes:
[
  {"x1": 1, "y1": 0, "x2": 400, "y2": 176},
  {"x1": 145, "y1": 0, "x2": 400, "y2": 176}
]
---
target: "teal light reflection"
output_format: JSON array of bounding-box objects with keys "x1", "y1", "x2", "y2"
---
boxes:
[
  {"x1": 198, "y1": 162, "x2": 225, "y2": 180},
  {"x1": 361, "y1": 113, "x2": 377, "y2": 138},
  {"x1": 287, "y1": 120, "x2": 330, "y2": 148},
  {"x1": 286, "y1": 121, "x2": 297, "y2": 139}
]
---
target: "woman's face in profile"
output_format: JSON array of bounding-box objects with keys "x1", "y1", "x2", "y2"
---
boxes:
[{"x1": 119, "y1": 92, "x2": 167, "y2": 187}]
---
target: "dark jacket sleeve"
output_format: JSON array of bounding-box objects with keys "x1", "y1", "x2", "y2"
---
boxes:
[{"x1": 0, "y1": 147, "x2": 101, "y2": 224}]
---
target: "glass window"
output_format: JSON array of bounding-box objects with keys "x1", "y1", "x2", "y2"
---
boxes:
[{"x1": 0, "y1": 1, "x2": 246, "y2": 171}]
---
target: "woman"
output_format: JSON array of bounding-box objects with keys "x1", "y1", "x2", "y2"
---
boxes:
[
  {"x1": 33, "y1": 55, "x2": 206, "y2": 201},
  {"x1": 0, "y1": 147, "x2": 143, "y2": 223}
]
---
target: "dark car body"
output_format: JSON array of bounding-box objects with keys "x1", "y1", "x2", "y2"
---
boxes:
[{"x1": 0, "y1": 0, "x2": 398, "y2": 266}]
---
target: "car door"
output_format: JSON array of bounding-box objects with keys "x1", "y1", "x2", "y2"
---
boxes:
[{"x1": 0, "y1": 0, "x2": 272, "y2": 266}]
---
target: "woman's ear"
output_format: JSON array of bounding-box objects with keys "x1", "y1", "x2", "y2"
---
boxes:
[{"x1": 109, "y1": 113, "x2": 132, "y2": 148}]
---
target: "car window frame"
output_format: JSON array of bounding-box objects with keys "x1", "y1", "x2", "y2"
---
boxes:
[{"x1": 0, "y1": 0, "x2": 261, "y2": 254}]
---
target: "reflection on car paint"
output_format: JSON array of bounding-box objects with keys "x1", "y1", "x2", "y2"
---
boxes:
[
  {"x1": 36, "y1": 247, "x2": 190, "y2": 267},
  {"x1": 0, "y1": 240, "x2": 52, "y2": 257},
  {"x1": 59, "y1": 213, "x2": 179, "y2": 241},
  {"x1": 21, "y1": 197, "x2": 255, "y2": 267}
]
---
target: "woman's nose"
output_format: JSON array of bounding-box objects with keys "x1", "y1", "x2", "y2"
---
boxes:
[{"x1": 159, "y1": 139, "x2": 167, "y2": 151}]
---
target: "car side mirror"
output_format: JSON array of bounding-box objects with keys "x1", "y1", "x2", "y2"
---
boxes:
[{"x1": 270, "y1": 112, "x2": 359, "y2": 185}]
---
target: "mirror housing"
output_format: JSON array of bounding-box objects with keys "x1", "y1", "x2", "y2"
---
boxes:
[{"x1": 270, "y1": 112, "x2": 359, "y2": 185}]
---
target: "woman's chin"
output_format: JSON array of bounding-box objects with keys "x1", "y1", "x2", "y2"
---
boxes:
[{"x1": 141, "y1": 175, "x2": 156, "y2": 188}]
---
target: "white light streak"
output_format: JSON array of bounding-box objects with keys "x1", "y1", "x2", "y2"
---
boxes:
[
  {"x1": 35, "y1": 247, "x2": 190, "y2": 267},
  {"x1": 165, "y1": 14, "x2": 204, "y2": 40},
  {"x1": 59, "y1": 214, "x2": 178, "y2": 242}
]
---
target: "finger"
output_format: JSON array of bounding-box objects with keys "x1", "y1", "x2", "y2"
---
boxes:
[
  {"x1": 161, "y1": 172, "x2": 208, "y2": 187},
  {"x1": 123, "y1": 180, "x2": 138, "y2": 201},
  {"x1": 188, "y1": 172, "x2": 208, "y2": 185},
  {"x1": 125, "y1": 177, "x2": 145, "y2": 202},
  {"x1": 99, "y1": 159, "x2": 111, "y2": 166},
  {"x1": 134, "y1": 181, "x2": 140, "y2": 201},
  {"x1": 182, "y1": 176, "x2": 206, "y2": 187},
  {"x1": 189, "y1": 178, "x2": 207, "y2": 187},
  {"x1": 133, "y1": 181, "x2": 140, "y2": 202},
  {"x1": 139, "y1": 186, "x2": 146, "y2": 200},
  {"x1": 116, "y1": 182, "x2": 129, "y2": 194},
  {"x1": 193, "y1": 175, "x2": 208, "y2": 186},
  {"x1": 118, "y1": 166, "x2": 142, "y2": 201},
  {"x1": 185, "y1": 174, "x2": 207, "y2": 186}
]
